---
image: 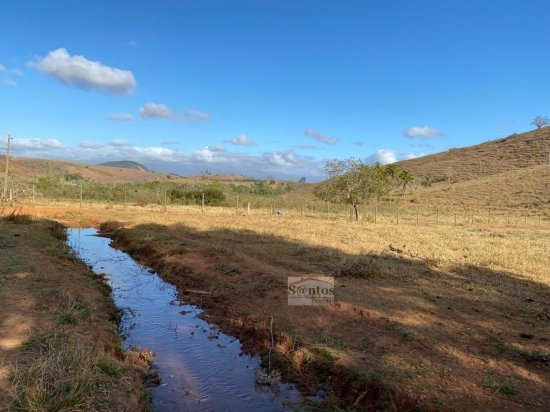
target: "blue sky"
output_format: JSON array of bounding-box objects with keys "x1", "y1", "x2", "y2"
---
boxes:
[{"x1": 1, "y1": 0, "x2": 549, "y2": 180}]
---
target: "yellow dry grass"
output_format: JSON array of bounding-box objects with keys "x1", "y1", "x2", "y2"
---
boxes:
[{"x1": 13, "y1": 200, "x2": 549, "y2": 285}]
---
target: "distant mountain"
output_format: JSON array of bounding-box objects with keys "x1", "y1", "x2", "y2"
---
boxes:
[{"x1": 98, "y1": 161, "x2": 152, "y2": 172}]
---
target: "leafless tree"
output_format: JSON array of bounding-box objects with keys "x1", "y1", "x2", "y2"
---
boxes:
[{"x1": 531, "y1": 115, "x2": 549, "y2": 130}]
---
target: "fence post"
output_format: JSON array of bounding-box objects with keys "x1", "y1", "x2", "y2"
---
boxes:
[
  {"x1": 202, "y1": 192, "x2": 205, "y2": 213},
  {"x1": 454, "y1": 211, "x2": 457, "y2": 226},
  {"x1": 416, "y1": 208, "x2": 419, "y2": 226}
]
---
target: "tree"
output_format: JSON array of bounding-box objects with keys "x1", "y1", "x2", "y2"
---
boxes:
[
  {"x1": 385, "y1": 164, "x2": 399, "y2": 180},
  {"x1": 314, "y1": 158, "x2": 389, "y2": 220},
  {"x1": 398, "y1": 170, "x2": 414, "y2": 196},
  {"x1": 531, "y1": 115, "x2": 549, "y2": 130}
]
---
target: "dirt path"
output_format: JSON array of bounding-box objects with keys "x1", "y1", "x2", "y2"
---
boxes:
[{"x1": 0, "y1": 215, "x2": 146, "y2": 411}]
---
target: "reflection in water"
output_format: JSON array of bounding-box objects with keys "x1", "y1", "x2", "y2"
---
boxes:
[{"x1": 68, "y1": 228, "x2": 300, "y2": 412}]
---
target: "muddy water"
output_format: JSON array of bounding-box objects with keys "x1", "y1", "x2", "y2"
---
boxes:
[{"x1": 67, "y1": 228, "x2": 300, "y2": 412}]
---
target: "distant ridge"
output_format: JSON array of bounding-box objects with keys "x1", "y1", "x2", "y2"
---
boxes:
[{"x1": 98, "y1": 160, "x2": 152, "y2": 172}]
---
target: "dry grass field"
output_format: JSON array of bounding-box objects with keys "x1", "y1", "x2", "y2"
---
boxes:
[{"x1": 5, "y1": 200, "x2": 548, "y2": 410}]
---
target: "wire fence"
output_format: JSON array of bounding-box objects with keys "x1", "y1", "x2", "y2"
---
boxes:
[{"x1": 2, "y1": 184, "x2": 549, "y2": 229}]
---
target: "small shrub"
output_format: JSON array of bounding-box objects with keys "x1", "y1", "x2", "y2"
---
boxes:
[{"x1": 332, "y1": 255, "x2": 391, "y2": 278}]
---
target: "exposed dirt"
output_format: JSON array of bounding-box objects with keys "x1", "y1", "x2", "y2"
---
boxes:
[
  {"x1": 100, "y1": 220, "x2": 550, "y2": 411},
  {"x1": 0, "y1": 216, "x2": 147, "y2": 411}
]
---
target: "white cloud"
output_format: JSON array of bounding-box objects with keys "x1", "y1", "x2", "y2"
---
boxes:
[
  {"x1": 304, "y1": 128, "x2": 338, "y2": 144},
  {"x1": 79, "y1": 141, "x2": 104, "y2": 149},
  {"x1": 0, "y1": 63, "x2": 23, "y2": 76},
  {"x1": 133, "y1": 146, "x2": 177, "y2": 161},
  {"x1": 31, "y1": 48, "x2": 136, "y2": 95},
  {"x1": 365, "y1": 149, "x2": 427, "y2": 165},
  {"x1": 108, "y1": 113, "x2": 135, "y2": 121},
  {"x1": 109, "y1": 140, "x2": 130, "y2": 147},
  {"x1": 139, "y1": 103, "x2": 175, "y2": 119},
  {"x1": 365, "y1": 149, "x2": 397, "y2": 165},
  {"x1": 7, "y1": 136, "x2": 324, "y2": 180},
  {"x1": 402, "y1": 152, "x2": 425, "y2": 160},
  {"x1": 3, "y1": 78, "x2": 17, "y2": 87},
  {"x1": 11, "y1": 138, "x2": 63, "y2": 151},
  {"x1": 138, "y1": 104, "x2": 211, "y2": 122},
  {"x1": 183, "y1": 108, "x2": 211, "y2": 122},
  {"x1": 226, "y1": 135, "x2": 255, "y2": 146},
  {"x1": 403, "y1": 125, "x2": 442, "y2": 138}
]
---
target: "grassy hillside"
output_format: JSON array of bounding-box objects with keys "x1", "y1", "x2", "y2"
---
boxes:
[
  {"x1": 401, "y1": 164, "x2": 550, "y2": 211},
  {"x1": 3, "y1": 157, "x2": 173, "y2": 184},
  {"x1": 396, "y1": 128, "x2": 550, "y2": 183}
]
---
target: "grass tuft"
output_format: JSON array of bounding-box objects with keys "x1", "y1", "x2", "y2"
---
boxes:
[
  {"x1": 56, "y1": 296, "x2": 90, "y2": 325},
  {"x1": 10, "y1": 334, "x2": 131, "y2": 411}
]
